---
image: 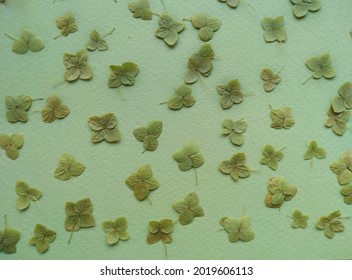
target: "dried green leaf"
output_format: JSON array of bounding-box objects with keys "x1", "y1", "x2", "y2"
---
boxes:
[
  {"x1": 102, "y1": 217, "x2": 129, "y2": 245},
  {"x1": 184, "y1": 44, "x2": 214, "y2": 84},
  {"x1": 218, "y1": 0, "x2": 240, "y2": 8},
  {"x1": 125, "y1": 164, "x2": 159, "y2": 201},
  {"x1": 15, "y1": 180, "x2": 42, "y2": 211},
  {"x1": 55, "y1": 12, "x2": 78, "y2": 37},
  {"x1": 331, "y1": 82, "x2": 352, "y2": 113},
  {"x1": 133, "y1": 120, "x2": 162, "y2": 152},
  {"x1": 290, "y1": 210, "x2": 309, "y2": 229},
  {"x1": 54, "y1": 154, "x2": 85, "y2": 180},
  {"x1": 88, "y1": 113, "x2": 120, "y2": 143},
  {"x1": 220, "y1": 216, "x2": 255, "y2": 243},
  {"x1": 304, "y1": 140, "x2": 326, "y2": 160},
  {"x1": 147, "y1": 219, "x2": 173, "y2": 244},
  {"x1": 6, "y1": 29, "x2": 44, "y2": 54},
  {"x1": 221, "y1": 118, "x2": 247, "y2": 146},
  {"x1": 5, "y1": 95, "x2": 37, "y2": 123},
  {"x1": 166, "y1": 84, "x2": 196, "y2": 110},
  {"x1": 330, "y1": 150, "x2": 352, "y2": 185},
  {"x1": 304, "y1": 53, "x2": 335, "y2": 84},
  {"x1": 173, "y1": 141, "x2": 204, "y2": 172},
  {"x1": 217, "y1": 79, "x2": 250, "y2": 109},
  {"x1": 29, "y1": 224, "x2": 56, "y2": 254},
  {"x1": 0, "y1": 134, "x2": 23, "y2": 160},
  {"x1": 260, "y1": 144, "x2": 284, "y2": 170},
  {"x1": 0, "y1": 217, "x2": 20, "y2": 254},
  {"x1": 316, "y1": 210, "x2": 344, "y2": 239},
  {"x1": 63, "y1": 50, "x2": 93, "y2": 81},
  {"x1": 261, "y1": 16, "x2": 287, "y2": 43},
  {"x1": 173, "y1": 192, "x2": 204, "y2": 225},
  {"x1": 261, "y1": 67, "x2": 283, "y2": 92},
  {"x1": 325, "y1": 106, "x2": 350, "y2": 136},
  {"x1": 41, "y1": 95, "x2": 70, "y2": 123},
  {"x1": 270, "y1": 106, "x2": 295, "y2": 129},
  {"x1": 65, "y1": 198, "x2": 95, "y2": 244},
  {"x1": 291, "y1": 0, "x2": 321, "y2": 18},
  {"x1": 86, "y1": 29, "x2": 113, "y2": 51},
  {"x1": 191, "y1": 13, "x2": 221, "y2": 42},
  {"x1": 265, "y1": 177, "x2": 297, "y2": 208},
  {"x1": 156, "y1": 14, "x2": 184, "y2": 47},
  {"x1": 219, "y1": 152, "x2": 251, "y2": 182},
  {"x1": 108, "y1": 62, "x2": 139, "y2": 89},
  {"x1": 128, "y1": 0, "x2": 153, "y2": 20}
]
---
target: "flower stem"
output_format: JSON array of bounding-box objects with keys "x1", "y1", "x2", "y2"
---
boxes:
[
  {"x1": 53, "y1": 34, "x2": 62, "y2": 40},
  {"x1": 303, "y1": 72, "x2": 317, "y2": 84},
  {"x1": 103, "y1": 27, "x2": 116, "y2": 38},
  {"x1": 5, "y1": 33, "x2": 18, "y2": 41}
]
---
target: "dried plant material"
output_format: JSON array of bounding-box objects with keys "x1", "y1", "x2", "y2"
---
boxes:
[
  {"x1": 147, "y1": 219, "x2": 173, "y2": 258},
  {"x1": 291, "y1": 0, "x2": 320, "y2": 18},
  {"x1": 270, "y1": 106, "x2": 295, "y2": 129},
  {"x1": 220, "y1": 216, "x2": 255, "y2": 242},
  {"x1": 42, "y1": 95, "x2": 70, "y2": 123},
  {"x1": 156, "y1": 14, "x2": 184, "y2": 47},
  {"x1": 172, "y1": 192, "x2": 204, "y2": 225},
  {"x1": 184, "y1": 44, "x2": 214, "y2": 84},
  {"x1": 108, "y1": 62, "x2": 139, "y2": 89},
  {"x1": 86, "y1": 28, "x2": 115, "y2": 51},
  {"x1": 173, "y1": 141, "x2": 204, "y2": 185},
  {"x1": 316, "y1": 210, "x2": 344, "y2": 239},
  {"x1": 88, "y1": 113, "x2": 120, "y2": 143},
  {"x1": 217, "y1": 79, "x2": 253, "y2": 109},
  {"x1": 265, "y1": 177, "x2": 297, "y2": 208},
  {"x1": 325, "y1": 106, "x2": 350, "y2": 136},
  {"x1": 133, "y1": 120, "x2": 162, "y2": 152},
  {"x1": 63, "y1": 50, "x2": 93, "y2": 81},
  {"x1": 218, "y1": 0, "x2": 239, "y2": 8},
  {"x1": 303, "y1": 53, "x2": 335, "y2": 84},
  {"x1": 15, "y1": 180, "x2": 42, "y2": 211},
  {"x1": 191, "y1": 13, "x2": 221, "y2": 42},
  {"x1": 0, "y1": 216, "x2": 20, "y2": 254},
  {"x1": 5, "y1": 29, "x2": 44, "y2": 54},
  {"x1": 332, "y1": 82, "x2": 352, "y2": 113},
  {"x1": 55, "y1": 12, "x2": 78, "y2": 39},
  {"x1": 29, "y1": 224, "x2": 56, "y2": 254},
  {"x1": 260, "y1": 144, "x2": 284, "y2": 171},
  {"x1": 330, "y1": 150, "x2": 352, "y2": 185},
  {"x1": 304, "y1": 140, "x2": 326, "y2": 161},
  {"x1": 340, "y1": 185, "x2": 352, "y2": 204},
  {"x1": 128, "y1": 0, "x2": 153, "y2": 20},
  {"x1": 54, "y1": 154, "x2": 85, "y2": 181},
  {"x1": 65, "y1": 198, "x2": 95, "y2": 244},
  {"x1": 221, "y1": 118, "x2": 247, "y2": 146},
  {"x1": 219, "y1": 152, "x2": 251, "y2": 182},
  {"x1": 289, "y1": 210, "x2": 308, "y2": 229},
  {"x1": 102, "y1": 217, "x2": 129, "y2": 245},
  {"x1": 261, "y1": 16, "x2": 287, "y2": 43},
  {"x1": 0, "y1": 134, "x2": 23, "y2": 160},
  {"x1": 125, "y1": 164, "x2": 159, "y2": 201},
  {"x1": 161, "y1": 84, "x2": 196, "y2": 110},
  {"x1": 6, "y1": 95, "x2": 42, "y2": 123},
  {"x1": 260, "y1": 66, "x2": 284, "y2": 92}
]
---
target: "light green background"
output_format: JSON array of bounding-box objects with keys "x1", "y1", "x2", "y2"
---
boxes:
[{"x1": 1, "y1": 0, "x2": 352, "y2": 260}]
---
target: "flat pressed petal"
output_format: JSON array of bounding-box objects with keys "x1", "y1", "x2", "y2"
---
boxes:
[
  {"x1": 179, "y1": 210, "x2": 194, "y2": 225},
  {"x1": 54, "y1": 105, "x2": 70, "y2": 119},
  {"x1": 12, "y1": 40, "x2": 28, "y2": 54},
  {"x1": 6, "y1": 149, "x2": 19, "y2": 160},
  {"x1": 103, "y1": 128, "x2": 120, "y2": 143},
  {"x1": 106, "y1": 231, "x2": 119, "y2": 245},
  {"x1": 79, "y1": 63, "x2": 93, "y2": 80},
  {"x1": 164, "y1": 30, "x2": 178, "y2": 46},
  {"x1": 198, "y1": 27, "x2": 214, "y2": 42},
  {"x1": 64, "y1": 67, "x2": 80, "y2": 81},
  {"x1": 28, "y1": 37, "x2": 44, "y2": 52},
  {"x1": 293, "y1": 4, "x2": 309, "y2": 18},
  {"x1": 70, "y1": 161, "x2": 86, "y2": 176}
]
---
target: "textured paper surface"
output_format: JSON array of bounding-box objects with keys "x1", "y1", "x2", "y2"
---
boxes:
[{"x1": 0, "y1": 0, "x2": 352, "y2": 259}]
